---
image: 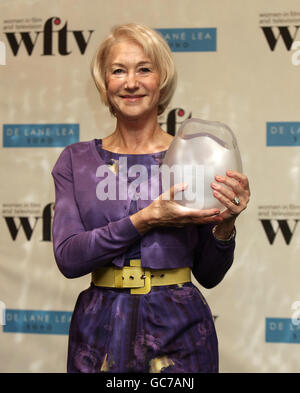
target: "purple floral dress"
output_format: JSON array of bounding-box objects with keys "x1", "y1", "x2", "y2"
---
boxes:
[
  {"x1": 68, "y1": 280, "x2": 218, "y2": 373},
  {"x1": 52, "y1": 139, "x2": 235, "y2": 373},
  {"x1": 51, "y1": 139, "x2": 235, "y2": 373}
]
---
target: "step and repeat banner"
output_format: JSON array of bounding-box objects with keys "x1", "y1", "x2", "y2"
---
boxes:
[{"x1": 1, "y1": 0, "x2": 300, "y2": 373}]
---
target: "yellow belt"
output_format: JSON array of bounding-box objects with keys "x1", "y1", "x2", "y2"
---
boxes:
[{"x1": 92, "y1": 259, "x2": 191, "y2": 295}]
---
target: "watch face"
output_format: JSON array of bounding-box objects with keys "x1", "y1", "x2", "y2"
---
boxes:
[{"x1": 161, "y1": 118, "x2": 243, "y2": 210}]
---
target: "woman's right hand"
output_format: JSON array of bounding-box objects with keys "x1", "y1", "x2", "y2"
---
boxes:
[{"x1": 130, "y1": 183, "x2": 224, "y2": 235}]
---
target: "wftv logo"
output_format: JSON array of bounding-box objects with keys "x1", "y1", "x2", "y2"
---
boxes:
[
  {"x1": 159, "y1": 107, "x2": 192, "y2": 136},
  {"x1": 261, "y1": 25, "x2": 300, "y2": 51},
  {"x1": 4, "y1": 16, "x2": 94, "y2": 56},
  {"x1": 4, "y1": 203, "x2": 53, "y2": 242},
  {"x1": 260, "y1": 219, "x2": 299, "y2": 245}
]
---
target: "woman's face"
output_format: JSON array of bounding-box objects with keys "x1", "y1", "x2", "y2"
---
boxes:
[{"x1": 106, "y1": 40, "x2": 161, "y2": 120}]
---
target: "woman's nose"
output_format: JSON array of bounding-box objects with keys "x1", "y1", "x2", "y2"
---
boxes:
[{"x1": 124, "y1": 71, "x2": 139, "y2": 89}]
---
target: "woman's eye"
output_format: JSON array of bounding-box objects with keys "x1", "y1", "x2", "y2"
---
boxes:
[
  {"x1": 112, "y1": 69, "x2": 124, "y2": 75},
  {"x1": 139, "y1": 67, "x2": 151, "y2": 73}
]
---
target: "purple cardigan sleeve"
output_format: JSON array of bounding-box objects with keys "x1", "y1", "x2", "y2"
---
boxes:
[
  {"x1": 192, "y1": 223, "x2": 235, "y2": 289},
  {"x1": 51, "y1": 147, "x2": 141, "y2": 279}
]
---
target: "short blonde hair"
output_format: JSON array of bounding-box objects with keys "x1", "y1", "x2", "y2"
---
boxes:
[{"x1": 90, "y1": 23, "x2": 177, "y2": 116}]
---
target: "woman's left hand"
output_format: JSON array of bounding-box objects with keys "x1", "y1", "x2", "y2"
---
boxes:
[{"x1": 211, "y1": 170, "x2": 250, "y2": 221}]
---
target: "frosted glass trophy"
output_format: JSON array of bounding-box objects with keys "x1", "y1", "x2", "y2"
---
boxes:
[{"x1": 161, "y1": 118, "x2": 243, "y2": 210}]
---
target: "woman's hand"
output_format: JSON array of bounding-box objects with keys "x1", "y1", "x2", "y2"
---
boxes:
[
  {"x1": 211, "y1": 170, "x2": 250, "y2": 219},
  {"x1": 210, "y1": 170, "x2": 250, "y2": 239},
  {"x1": 130, "y1": 183, "x2": 224, "y2": 235}
]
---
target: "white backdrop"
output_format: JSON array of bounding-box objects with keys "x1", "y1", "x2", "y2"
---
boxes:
[{"x1": 1, "y1": 0, "x2": 300, "y2": 373}]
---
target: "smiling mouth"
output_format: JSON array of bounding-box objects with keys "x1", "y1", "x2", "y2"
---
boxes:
[{"x1": 120, "y1": 95, "x2": 146, "y2": 100}]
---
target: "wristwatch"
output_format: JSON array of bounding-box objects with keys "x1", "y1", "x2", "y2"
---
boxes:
[{"x1": 212, "y1": 225, "x2": 236, "y2": 242}]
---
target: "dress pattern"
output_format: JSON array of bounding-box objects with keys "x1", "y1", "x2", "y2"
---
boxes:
[
  {"x1": 66, "y1": 141, "x2": 219, "y2": 373},
  {"x1": 68, "y1": 283, "x2": 218, "y2": 373}
]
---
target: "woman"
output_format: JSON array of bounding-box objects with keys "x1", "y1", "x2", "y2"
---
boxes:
[{"x1": 52, "y1": 23, "x2": 250, "y2": 373}]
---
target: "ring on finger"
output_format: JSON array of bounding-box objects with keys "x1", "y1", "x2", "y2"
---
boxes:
[{"x1": 233, "y1": 196, "x2": 240, "y2": 206}]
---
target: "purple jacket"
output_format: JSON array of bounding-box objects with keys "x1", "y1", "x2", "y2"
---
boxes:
[{"x1": 51, "y1": 140, "x2": 235, "y2": 288}]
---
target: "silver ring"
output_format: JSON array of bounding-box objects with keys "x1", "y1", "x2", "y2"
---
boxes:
[{"x1": 233, "y1": 196, "x2": 240, "y2": 206}]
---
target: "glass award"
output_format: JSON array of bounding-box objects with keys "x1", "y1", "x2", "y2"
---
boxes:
[{"x1": 161, "y1": 118, "x2": 243, "y2": 210}]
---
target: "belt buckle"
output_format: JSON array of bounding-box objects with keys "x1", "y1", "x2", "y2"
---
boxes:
[{"x1": 127, "y1": 259, "x2": 151, "y2": 295}]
